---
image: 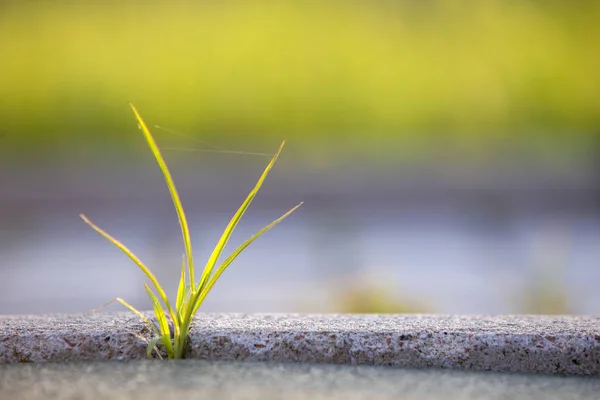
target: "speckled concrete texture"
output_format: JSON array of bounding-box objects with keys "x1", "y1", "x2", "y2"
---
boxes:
[{"x1": 1, "y1": 313, "x2": 599, "y2": 375}]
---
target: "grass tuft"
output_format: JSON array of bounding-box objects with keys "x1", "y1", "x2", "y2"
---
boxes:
[{"x1": 81, "y1": 104, "x2": 302, "y2": 359}]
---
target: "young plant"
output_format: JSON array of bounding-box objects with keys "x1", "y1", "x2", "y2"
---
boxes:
[{"x1": 80, "y1": 104, "x2": 302, "y2": 359}]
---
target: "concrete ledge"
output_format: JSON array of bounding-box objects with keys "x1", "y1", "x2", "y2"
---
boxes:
[{"x1": 1, "y1": 313, "x2": 598, "y2": 375}]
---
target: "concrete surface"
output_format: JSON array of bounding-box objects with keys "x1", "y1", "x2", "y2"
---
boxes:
[
  {"x1": 2, "y1": 359, "x2": 599, "y2": 400},
  {"x1": 0, "y1": 313, "x2": 599, "y2": 375}
]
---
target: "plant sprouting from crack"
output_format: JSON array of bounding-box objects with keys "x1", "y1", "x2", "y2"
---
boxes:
[{"x1": 80, "y1": 104, "x2": 302, "y2": 359}]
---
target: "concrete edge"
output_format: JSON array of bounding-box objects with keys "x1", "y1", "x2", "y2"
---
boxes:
[{"x1": 1, "y1": 312, "x2": 599, "y2": 375}]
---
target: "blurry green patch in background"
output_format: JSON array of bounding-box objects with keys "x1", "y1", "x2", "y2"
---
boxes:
[
  {"x1": 332, "y1": 270, "x2": 433, "y2": 314},
  {"x1": 1, "y1": 0, "x2": 599, "y2": 163}
]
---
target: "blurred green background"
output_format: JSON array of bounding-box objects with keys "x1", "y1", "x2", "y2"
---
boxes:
[
  {"x1": 1, "y1": 0, "x2": 599, "y2": 164},
  {"x1": 1, "y1": 0, "x2": 599, "y2": 315}
]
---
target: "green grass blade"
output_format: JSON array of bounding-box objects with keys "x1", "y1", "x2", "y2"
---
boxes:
[
  {"x1": 130, "y1": 103, "x2": 195, "y2": 292},
  {"x1": 144, "y1": 283, "x2": 174, "y2": 358},
  {"x1": 116, "y1": 297, "x2": 159, "y2": 336},
  {"x1": 158, "y1": 334, "x2": 173, "y2": 358},
  {"x1": 197, "y1": 141, "x2": 286, "y2": 294},
  {"x1": 80, "y1": 213, "x2": 178, "y2": 328},
  {"x1": 144, "y1": 284, "x2": 171, "y2": 338},
  {"x1": 176, "y1": 254, "x2": 186, "y2": 320},
  {"x1": 190, "y1": 202, "x2": 302, "y2": 315},
  {"x1": 147, "y1": 336, "x2": 162, "y2": 358}
]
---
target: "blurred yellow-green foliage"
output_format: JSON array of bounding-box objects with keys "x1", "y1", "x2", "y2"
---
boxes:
[
  {"x1": 334, "y1": 282, "x2": 432, "y2": 314},
  {"x1": 329, "y1": 269, "x2": 433, "y2": 314},
  {"x1": 1, "y1": 0, "x2": 599, "y2": 162}
]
